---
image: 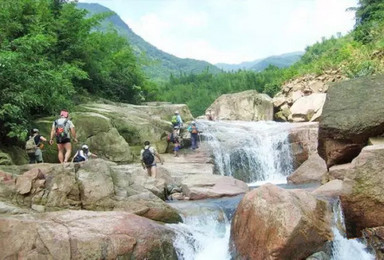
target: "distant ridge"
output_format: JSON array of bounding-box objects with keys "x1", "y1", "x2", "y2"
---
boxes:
[
  {"x1": 216, "y1": 51, "x2": 304, "y2": 72},
  {"x1": 77, "y1": 3, "x2": 221, "y2": 81}
]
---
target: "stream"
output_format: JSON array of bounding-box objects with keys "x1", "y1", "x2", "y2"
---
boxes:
[{"x1": 167, "y1": 120, "x2": 374, "y2": 260}]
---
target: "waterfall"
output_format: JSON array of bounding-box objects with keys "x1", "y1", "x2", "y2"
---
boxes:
[
  {"x1": 167, "y1": 196, "x2": 241, "y2": 260},
  {"x1": 198, "y1": 120, "x2": 294, "y2": 184},
  {"x1": 331, "y1": 200, "x2": 374, "y2": 260}
]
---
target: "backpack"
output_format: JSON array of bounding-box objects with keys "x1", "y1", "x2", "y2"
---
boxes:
[
  {"x1": 55, "y1": 119, "x2": 69, "y2": 143},
  {"x1": 191, "y1": 126, "x2": 198, "y2": 134},
  {"x1": 73, "y1": 150, "x2": 86, "y2": 163},
  {"x1": 25, "y1": 136, "x2": 37, "y2": 154},
  {"x1": 142, "y1": 148, "x2": 155, "y2": 166},
  {"x1": 171, "y1": 115, "x2": 178, "y2": 125}
]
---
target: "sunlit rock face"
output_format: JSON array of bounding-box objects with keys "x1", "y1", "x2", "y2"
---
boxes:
[
  {"x1": 340, "y1": 144, "x2": 384, "y2": 238},
  {"x1": 0, "y1": 210, "x2": 178, "y2": 260},
  {"x1": 206, "y1": 90, "x2": 273, "y2": 121},
  {"x1": 231, "y1": 183, "x2": 332, "y2": 260},
  {"x1": 273, "y1": 69, "x2": 347, "y2": 122}
]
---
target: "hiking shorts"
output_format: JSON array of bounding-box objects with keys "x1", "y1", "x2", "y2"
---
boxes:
[
  {"x1": 56, "y1": 137, "x2": 71, "y2": 144},
  {"x1": 145, "y1": 162, "x2": 157, "y2": 168}
]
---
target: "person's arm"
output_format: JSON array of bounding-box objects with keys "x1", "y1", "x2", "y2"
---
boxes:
[
  {"x1": 90, "y1": 152, "x2": 97, "y2": 158},
  {"x1": 49, "y1": 124, "x2": 55, "y2": 145},
  {"x1": 70, "y1": 126, "x2": 78, "y2": 143},
  {"x1": 155, "y1": 151, "x2": 163, "y2": 165},
  {"x1": 40, "y1": 136, "x2": 47, "y2": 142},
  {"x1": 178, "y1": 115, "x2": 183, "y2": 126},
  {"x1": 71, "y1": 151, "x2": 78, "y2": 162}
]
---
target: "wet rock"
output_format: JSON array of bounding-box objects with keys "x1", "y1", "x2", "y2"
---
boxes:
[
  {"x1": 312, "y1": 180, "x2": 344, "y2": 199},
  {"x1": 181, "y1": 174, "x2": 248, "y2": 200},
  {"x1": 306, "y1": 251, "x2": 330, "y2": 260},
  {"x1": 363, "y1": 226, "x2": 384, "y2": 259}
]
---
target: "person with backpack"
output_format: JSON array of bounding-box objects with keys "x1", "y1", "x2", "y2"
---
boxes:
[
  {"x1": 49, "y1": 110, "x2": 78, "y2": 164},
  {"x1": 187, "y1": 121, "x2": 200, "y2": 150},
  {"x1": 72, "y1": 144, "x2": 97, "y2": 163},
  {"x1": 140, "y1": 141, "x2": 163, "y2": 178},
  {"x1": 25, "y1": 128, "x2": 47, "y2": 163},
  {"x1": 170, "y1": 127, "x2": 181, "y2": 157},
  {"x1": 171, "y1": 111, "x2": 183, "y2": 134}
]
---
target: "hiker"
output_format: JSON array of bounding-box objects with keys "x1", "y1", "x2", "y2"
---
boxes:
[
  {"x1": 187, "y1": 121, "x2": 200, "y2": 150},
  {"x1": 25, "y1": 128, "x2": 47, "y2": 164},
  {"x1": 171, "y1": 111, "x2": 183, "y2": 134},
  {"x1": 72, "y1": 145, "x2": 97, "y2": 163},
  {"x1": 140, "y1": 141, "x2": 163, "y2": 178},
  {"x1": 171, "y1": 127, "x2": 181, "y2": 157},
  {"x1": 49, "y1": 110, "x2": 78, "y2": 163}
]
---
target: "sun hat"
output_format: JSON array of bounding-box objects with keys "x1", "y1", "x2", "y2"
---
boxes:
[
  {"x1": 32, "y1": 128, "x2": 39, "y2": 133},
  {"x1": 82, "y1": 145, "x2": 89, "y2": 150},
  {"x1": 175, "y1": 111, "x2": 179, "y2": 114}
]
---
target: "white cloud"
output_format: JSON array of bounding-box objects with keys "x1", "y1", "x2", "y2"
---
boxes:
[{"x1": 79, "y1": 0, "x2": 358, "y2": 64}]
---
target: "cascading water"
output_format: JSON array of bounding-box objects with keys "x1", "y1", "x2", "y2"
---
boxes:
[
  {"x1": 331, "y1": 200, "x2": 374, "y2": 260},
  {"x1": 167, "y1": 196, "x2": 242, "y2": 260},
  {"x1": 168, "y1": 120, "x2": 375, "y2": 260},
  {"x1": 198, "y1": 120, "x2": 294, "y2": 184}
]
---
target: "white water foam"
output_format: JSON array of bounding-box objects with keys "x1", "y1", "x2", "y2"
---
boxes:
[
  {"x1": 331, "y1": 200, "x2": 374, "y2": 260},
  {"x1": 199, "y1": 120, "x2": 294, "y2": 184},
  {"x1": 168, "y1": 210, "x2": 231, "y2": 260}
]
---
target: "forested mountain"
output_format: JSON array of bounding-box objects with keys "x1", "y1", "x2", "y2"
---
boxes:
[
  {"x1": 249, "y1": 52, "x2": 304, "y2": 72},
  {"x1": 77, "y1": 3, "x2": 222, "y2": 81},
  {"x1": 216, "y1": 52, "x2": 303, "y2": 72}
]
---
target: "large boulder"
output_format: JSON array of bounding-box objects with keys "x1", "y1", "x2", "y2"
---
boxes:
[
  {"x1": 0, "y1": 160, "x2": 182, "y2": 224},
  {"x1": 205, "y1": 90, "x2": 273, "y2": 121},
  {"x1": 318, "y1": 75, "x2": 384, "y2": 168},
  {"x1": 13, "y1": 102, "x2": 194, "y2": 164},
  {"x1": 340, "y1": 144, "x2": 384, "y2": 238},
  {"x1": 312, "y1": 180, "x2": 344, "y2": 199},
  {"x1": 231, "y1": 184, "x2": 332, "y2": 260},
  {"x1": 289, "y1": 93, "x2": 326, "y2": 122},
  {"x1": 0, "y1": 210, "x2": 177, "y2": 260},
  {"x1": 181, "y1": 174, "x2": 249, "y2": 200},
  {"x1": 287, "y1": 153, "x2": 327, "y2": 184}
]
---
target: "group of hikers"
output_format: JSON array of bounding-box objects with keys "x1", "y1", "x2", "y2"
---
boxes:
[
  {"x1": 141, "y1": 110, "x2": 202, "y2": 177},
  {"x1": 26, "y1": 109, "x2": 207, "y2": 179},
  {"x1": 26, "y1": 110, "x2": 97, "y2": 164}
]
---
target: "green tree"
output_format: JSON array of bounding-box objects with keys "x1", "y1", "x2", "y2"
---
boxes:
[{"x1": 351, "y1": 0, "x2": 384, "y2": 43}]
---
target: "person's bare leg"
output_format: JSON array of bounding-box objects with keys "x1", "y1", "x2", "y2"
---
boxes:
[
  {"x1": 63, "y1": 142, "x2": 72, "y2": 163},
  {"x1": 147, "y1": 167, "x2": 152, "y2": 177},
  {"x1": 57, "y1": 144, "x2": 65, "y2": 163},
  {"x1": 151, "y1": 166, "x2": 157, "y2": 178}
]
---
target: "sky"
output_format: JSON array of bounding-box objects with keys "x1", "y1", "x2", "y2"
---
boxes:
[{"x1": 78, "y1": 0, "x2": 358, "y2": 65}]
